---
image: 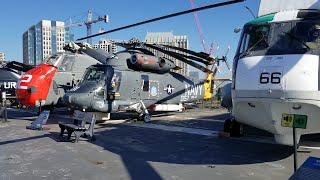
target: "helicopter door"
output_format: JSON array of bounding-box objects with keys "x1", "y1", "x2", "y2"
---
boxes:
[
  {"x1": 111, "y1": 71, "x2": 122, "y2": 98},
  {"x1": 130, "y1": 72, "x2": 141, "y2": 100},
  {"x1": 105, "y1": 66, "x2": 114, "y2": 101},
  {"x1": 140, "y1": 75, "x2": 150, "y2": 100}
]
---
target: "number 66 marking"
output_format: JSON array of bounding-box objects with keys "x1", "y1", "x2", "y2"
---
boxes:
[
  {"x1": 18, "y1": 74, "x2": 32, "y2": 89},
  {"x1": 260, "y1": 72, "x2": 281, "y2": 84}
]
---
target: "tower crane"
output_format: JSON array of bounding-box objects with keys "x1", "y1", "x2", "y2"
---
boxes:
[{"x1": 67, "y1": 10, "x2": 109, "y2": 44}]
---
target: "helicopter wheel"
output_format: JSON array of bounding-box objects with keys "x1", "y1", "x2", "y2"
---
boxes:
[
  {"x1": 224, "y1": 117, "x2": 243, "y2": 137},
  {"x1": 137, "y1": 114, "x2": 151, "y2": 122},
  {"x1": 223, "y1": 118, "x2": 232, "y2": 133},
  {"x1": 143, "y1": 114, "x2": 151, "y2": 122}
]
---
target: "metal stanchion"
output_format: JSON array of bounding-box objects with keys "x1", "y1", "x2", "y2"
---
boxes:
[
  {"x1": 38, "y1": 99, "x2": 42, "y2": 116},
  {"x1": 2, "y1": 92, "x2": 7, "y2": 123}
]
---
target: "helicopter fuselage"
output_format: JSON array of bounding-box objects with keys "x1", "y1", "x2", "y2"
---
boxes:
[
  {"x1": 232, "y1": 9, "x2": 320, "y2": 145},
  {"x1": 64, "y1": 51, "x2": 208, "y2": 113}
]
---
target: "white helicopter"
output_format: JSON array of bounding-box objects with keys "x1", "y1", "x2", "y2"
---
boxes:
[{"x1": 223, "y1": 0, "x2": 320, "y2": 145}]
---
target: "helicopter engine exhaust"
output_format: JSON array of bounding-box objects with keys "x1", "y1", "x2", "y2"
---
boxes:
[{"x1": 131, "y1": 53, "x2": 176, "y2": 73}]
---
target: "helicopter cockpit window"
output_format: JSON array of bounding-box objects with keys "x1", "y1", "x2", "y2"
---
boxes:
[
  {"x1": 94, "y1": 86, "x2": 105, "y2": 98},
  {"x1": 58, "y1": 55, "x2": 75, "y2": 72},
  {"x1": 111, "y1": 72, "x2": 122, "y2": 92},
  {"x1": 44, "y1": 53, "x2": 62, "y2": 65},
  {"x1": 83, "y1": 67, "x2": 105, "y2": 82},
  {"x1": 141, "y1": 75, "x2": 149, "y2": 92},
  {"x1": 237, "y1": 20, "x2": 320, "y2": 58},
  {"x1": 295, "y1": 21, "x2": 320, "y2": 50},
  {"x1": 239, "y1": 25, "x2": 270, "y2": 56}
]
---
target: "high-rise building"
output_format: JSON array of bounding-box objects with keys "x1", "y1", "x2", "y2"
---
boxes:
[
  {"x1": 0, "y1": 52, "x2": 5, "y2": 62},
  {"x1": 23, "y1": 20, "x2": 74, "y2": 65},
  {"x1": 145, "y1": 32, "x2": 188, "y2": 76},
  {"x1": 93, "y1": 39, "x2": 117, "y2": 53}
]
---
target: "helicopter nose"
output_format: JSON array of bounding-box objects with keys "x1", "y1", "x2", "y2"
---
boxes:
[
  {"x1": 63, "y1": 92, "x2": 91, "y2": 111},
  {"x1": 16, "y1": 64, "x2": 57, "y2": 107}
]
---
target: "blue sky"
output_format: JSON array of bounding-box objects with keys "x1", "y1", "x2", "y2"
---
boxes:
[{"x1": 0, "y1": 0, "x2": 260, "y2": 75}]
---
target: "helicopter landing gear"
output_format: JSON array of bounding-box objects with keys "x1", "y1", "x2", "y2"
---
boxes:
[
  {"x1": 137, "y1": 100, "x2": 152, "y2": 122},
  {"x1": 223, "y1": 117, "x2": 243, "y2": 137},
  {"x1": 138, "y1": 113, "x2": 151, "y2": 122}
]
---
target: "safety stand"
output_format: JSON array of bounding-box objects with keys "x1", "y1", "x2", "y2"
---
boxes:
[
  {"x1": 26, "y1": 110, "x2": 50, "y2": 130},
  {"x1": 1, "y1": 92, "x2": 8, "y2": 123}
]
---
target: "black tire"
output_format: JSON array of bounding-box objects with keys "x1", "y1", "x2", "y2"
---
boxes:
[
  {"x1": 91, "y1": 135, "x2": 96, "y2": 142},
  {"x1": 137, "y1": 114, "x2": 151, "y2": 122},
  {"x1": 230, "y1": 120, "x2": 244, "y2": 137},
  {"x1": 145, "y1": 114, "x2": 151, "y2": 122},
  {"x1": 224, "y1": 118, "x2": 232, "y2": 133},
  {"x1": 137, "y1": 114, "x2": 143, "y2": 121}
]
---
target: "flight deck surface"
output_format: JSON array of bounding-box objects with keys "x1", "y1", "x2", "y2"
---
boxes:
[{"x1": 0, "y1": 108, "x2": 319, "y2": 180}]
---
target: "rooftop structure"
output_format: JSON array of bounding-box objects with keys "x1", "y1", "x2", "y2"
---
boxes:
[{"x1": 145, "y1": 32, "x2": 189, "y2": 76}]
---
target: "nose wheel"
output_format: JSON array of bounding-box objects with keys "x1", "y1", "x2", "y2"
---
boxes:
[
  {"x1": 224, "y1": 117, "x2": 243, "y2": 137},
  {"x1": 138, "y1": 113, "x2": 151, "y2": 122},
  {"x1": 136, "y1": 100, "x2": 152, "y2": 122}
]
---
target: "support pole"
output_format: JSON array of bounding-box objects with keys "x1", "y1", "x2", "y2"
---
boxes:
[
  {"x1": 2, "y1": 92, "x2": 7, "y2": 123},
  {"x1": 293, "y1": 127, "x2": 298, "y2": 172},
  {"x1": 38, "y1": 99, "x2": 42, "y2": 116},
  {"x1": 4, "y1": 103, "x2": 7, "y2": 122}
]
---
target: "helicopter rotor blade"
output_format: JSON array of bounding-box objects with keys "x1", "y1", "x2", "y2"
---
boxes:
[
  {"x1": 144, "y1": 43, "x2": 213, "y2": 73},
  {"x1": 208, "y1": 42, "x2": 216, "y2": 56},
  {"x1": 222, "y1": 45, "x2": 231, "y2": 70},
  {"x1": 77, "y1": 0, "x2": 244, "y2": 41},
  {"x1": 114, "y1": 41, "x2": 214, "y2": 65},
  {"x1": 64, "y1": 42, "x2": 114, "y2": 64},
  {"x1": 161, "y1": 44, "x2": 215, "y2": 62},
  {"x1": 224, "y1": 57, "x2": 231, "y2": 71}
]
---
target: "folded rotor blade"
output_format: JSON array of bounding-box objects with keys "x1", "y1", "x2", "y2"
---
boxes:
[{"x1": 77, "y1": 0, "x2": 244, "y2": 41}]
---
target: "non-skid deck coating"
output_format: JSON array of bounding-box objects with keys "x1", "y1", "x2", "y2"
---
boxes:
[{"x1": 0, "y1": 108, "x2": 319, "y2": 180}]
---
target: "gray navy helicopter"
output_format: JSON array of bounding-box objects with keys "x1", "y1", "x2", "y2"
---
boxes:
[{"x1": 63, "y1": 41, "x2": 215, "y2": 121}]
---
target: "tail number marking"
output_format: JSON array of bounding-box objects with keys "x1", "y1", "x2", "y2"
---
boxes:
[
  {"x1": 18, "y1": 74, "x2": 33, "y2": 89},
  {"x1": 260, "y1": 72, "x2": 282, "y2": 84}
]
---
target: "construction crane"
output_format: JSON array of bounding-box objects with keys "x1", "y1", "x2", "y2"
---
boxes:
[
  {"x1": 189, "y1": 0, "x2": 208, "y2": 53},
  {"x1": 67, "y1": 10, "x2": 109, "y2": 44},
  {"x1": 188, "y1": 0, "x2": 231, "y2": 94},
  {"x1": 188, "y1": 0, "x2": 217, "y2": 68},
  {"x1": 188, "y1": 0, "x2": 231, "y2": 69}
]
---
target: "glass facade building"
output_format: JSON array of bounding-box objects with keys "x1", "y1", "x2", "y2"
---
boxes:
[
  {"x1": 0, "y1": 52, "x2": 5, "y2": 62},
  {"x1": 23, "y1": 20, "x2": 74, "y2": 65}
]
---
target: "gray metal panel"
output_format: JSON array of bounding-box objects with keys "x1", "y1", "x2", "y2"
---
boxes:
[
  {"x1": 259, "y1": 0, "x2": 320, "y2": 17},
  {"x1": 234, "y1": 90, "x2": 320, "y2": 101}
]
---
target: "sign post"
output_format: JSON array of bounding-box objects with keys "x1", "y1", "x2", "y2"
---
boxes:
[
  {"x1": 293, "y1": 126, "x2": 297, "y2": 172},
  {"x1": 281, "y1": 113, "x2": 308, "y2": 173}
]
